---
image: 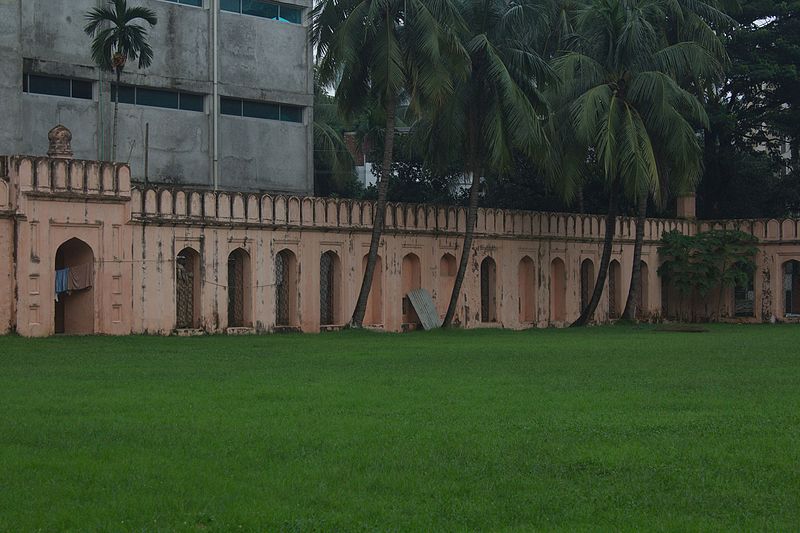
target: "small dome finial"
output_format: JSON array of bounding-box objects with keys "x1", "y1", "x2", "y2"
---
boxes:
[{"x1": 47, "y1": 125, "x2": 73, "y2": 159}]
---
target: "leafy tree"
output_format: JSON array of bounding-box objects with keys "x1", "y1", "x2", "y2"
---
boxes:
[
  {"x1": 658, "y1": 229, "x2": 758, "y2": 320},
  {"x1": 419, "y1": 0, "x2": 555, "y2": 328},
  {"x1": 312, "y1": 0, "x2": 467, "y2": 328},
  {"x1": 366, "y1": 134, "x2": 463, "y2": 205},
  {"x1": 702, "y1": 230, "x2": 759, "y2": 316},
  {"x1": 84, "y1": 0, "x2": 157, "y2": 162},
  {"x1": 726, "y1": 0, "x2": 800, "y2": 170},
  {"x1": 551, "y1": 0, "x2": 724, "y2": 326},
  {"x1": 657, "y1": 230, "x2": 696, "y2": 320},
  {"x1": 699, "y1": 0, "x2": 800, "y2": 219}
]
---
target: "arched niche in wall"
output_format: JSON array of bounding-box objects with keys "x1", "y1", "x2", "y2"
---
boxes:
[
  {"x1": 580, "y1": 259, "x2": 595, "y2": 312},
  {"x1": 227, "y1": 248, "x2": 252, "y2": 328},
  {"x1": 320, "y1": 250, "x2": 343, "y2": 326},
  {"x1": 783, "y1": 260, "x2": 800, "y2": 317},
  {"x1": 481, "y1": 256, "x2": 498, "y2": 323},
  {"x1": 637, "y1": 261, "x2": 650, "y2": 319},
  {"x1": 402, "y1": 253, "x2": 422, "y2": 324},
  {"x1": 176, "y1": 247, "x2": 201, "y2": 329},
  {"x1": 550, "y1": 257, "x2": 566, "y2": 323},
  {"x1": 439, "y1": 253, "x2": 457, "y2": 316},
  {"x1": 608, "y1": 259, "x2": 622, "y2": 319},
  {"x1": 363, "y1": 253, "x2": 384, "y2": 326},
  {"x1": 54, "y1": 238, "x2": 95, "y2": 335},
  {"x1": 518, "y1": 256, "x2": 535, "y2": 323},
  {"x1": 276, "y1": 249, "x2": 299, "y2": 327}
]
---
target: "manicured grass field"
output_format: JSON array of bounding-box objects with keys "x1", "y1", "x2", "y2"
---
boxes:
[{"x1": 1, "y1": 325, "x2": 799, "y2": 531}]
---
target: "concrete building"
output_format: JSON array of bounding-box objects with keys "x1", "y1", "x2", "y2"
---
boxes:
[
  {"x1": 0, "y1": 0, "x2": 313, "y2": 193},
  {"x1": 2, "y1": 128, "x2": 800, "y2": 337}
]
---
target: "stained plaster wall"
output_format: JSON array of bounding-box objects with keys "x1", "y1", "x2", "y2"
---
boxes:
[{"x1": 4, "y1": 152, "x2": 800, "y2": 337}]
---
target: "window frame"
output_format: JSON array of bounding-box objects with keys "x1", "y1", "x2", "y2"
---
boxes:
[
  {"x1": 111, "y1": 83, "x2": 206, "y2": 113},
  {"x1": 220, "y1": 96, "x2": 304, "y2": 124},
  {"x1": 219, "y1": 0, "x2": 304, "y2": 24},
  {"x1": 22, "y1": 73, "x2": 94, "y2": 101},
  {"x1": 159, "y1": 0, "x2": 204, "y2": 7}
]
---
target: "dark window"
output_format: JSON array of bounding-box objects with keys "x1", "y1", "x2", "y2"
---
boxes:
[
  {"x1": 243, "y1": 100, "x2": 279, "y2": 120},
  {"x1": 222, "y1": 96, "x2": 303, "y2": 123},
  {"x1": 165, "y1": 0, "x2": 203, "y2": 6},
  {"x1": 280, "y1": 5, "x2": 301, "y2": 23},
  {"x1": 111, "y1": 84, "x2": 204, "y2": 112},
  {"x1": 222, "y1": 0, "x2": 302, "y2": 23},
  {"x1": 179, "y1": 92, "x2": 204, "y2": 112},
  {"x1": 111, "y1": 84, "x2": 136, "y2": 104},
  {"x1": 280, "y1": 105, "x2": 303, "y2": 123},
  {"x1": 71, "y1": 80, "x2": 93, "y2": 100},
  {"x1": 220, "y1": 97, "x2": 243, "y2": 116},
  {"x1": 24, "y1": 74, "x2": 94, "y2": 100},
  {"x1": 137, "y1": 88, "x2": 179, "y2": 109},
  {"x1": 28, "y1": 75, "x2": 71, "y2": 97},
  {"x1": 243, "y1": 0, "x2": 278, "y2": 18}
]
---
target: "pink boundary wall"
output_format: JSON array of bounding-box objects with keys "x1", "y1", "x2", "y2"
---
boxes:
[{"x1": 1, "y1": 153, "x2": 800, "y2": 337}]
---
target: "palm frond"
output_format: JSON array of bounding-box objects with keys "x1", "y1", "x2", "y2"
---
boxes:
[
  {"x1": 653, "y1": 41, "x2": 723, "y2": 81},
  {"x1": 84, "y1": 0, "x2": 157, "y2": 72}
]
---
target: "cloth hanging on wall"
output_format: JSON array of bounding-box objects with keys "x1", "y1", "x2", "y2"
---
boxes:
[{"x1": 68, "y1": 263, "x2": 93, "y2": 291}]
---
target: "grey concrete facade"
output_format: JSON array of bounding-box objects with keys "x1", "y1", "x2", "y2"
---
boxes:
[{"x1": 0, "y1": 0, "x2": 314, "y2": 193}]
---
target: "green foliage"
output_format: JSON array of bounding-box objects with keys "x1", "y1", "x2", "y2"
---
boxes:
[
  {"x1": 701, "y1": 229, "x2": 759, "y2": 291},
  {"x1": 417, "y1": 0, "x2": 555, "y2": 178},
  {"x1": 312, "y1": 0, "x2": 468, "y2": 121},
  {"x1": 313, "y1": 0, "x2": 470, "y2": 326},
  {"x1": 84, "y1": 0, "x2": 157, "y2": 72},
  {"x1": 550, "y1": 0, "x2": 728, "y2": 206},
  {"x1": 312, "y1": 0, "x2": 800, "y2": 223},
  {"x1": 698, "y1": 0, "x2": 800, "y2": 218},
  {"x1": 658, "y1": 229, "x2": 758, "y2": 317},
  {"x1": 657, "y1": 230, "x2": 696, "y2": 297},
  {"x1": 726, "y1": 0, "x2": 800, "y2": 162},
  {"x1": 366, "y1": 135, "x2": 463, "y2": 204}
]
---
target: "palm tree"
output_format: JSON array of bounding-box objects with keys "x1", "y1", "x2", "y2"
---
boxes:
[
  {"x1": 85, "y1": 0, "x2": 157, "y2": 162},
  {"x1": 420, "y1": 0, "x2": 556, "y2": 328},
  {"x1": 312, "y1": 0, "x2": 467, "y2": 328},
  {"x1": 620, "y1": 0, "x2": 733, "y2": 320},
  {"x1": 552, "y1": 0, "x2": 723, "y2": 326}
]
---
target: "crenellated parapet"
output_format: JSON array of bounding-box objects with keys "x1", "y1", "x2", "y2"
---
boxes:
[
  {"x1": 4, "y1": 150, "x2": 799, "y2": 244},
  {"x1": 698, "y1": 219, "x2": 800, "y2": 243},
  {"x1": 129, "y1": 184, "x2": 699, "y2": 242},
  {"x1": 8, "y1": 155, "x2": 131, "y2": 201}
]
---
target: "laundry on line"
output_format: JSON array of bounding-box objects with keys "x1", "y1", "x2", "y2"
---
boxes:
[{"x1": 54, "y1": 264, "x2": 94, "y2": 300}]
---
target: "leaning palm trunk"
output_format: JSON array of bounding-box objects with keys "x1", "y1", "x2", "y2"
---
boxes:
[
  {"x1": 112, "y1": 68, "x2": 121, "y2": 161},
  {"x1": 572, "y1": 189, "x2": 617, "y2": 326},
  {"x1": 622, "y1": 193, "x2": 647, "y2": 320},
  {"x1": 442, "y1": 166, "x2": 481, "y2": 328},
  {"x1": 350, "y1": 97, "x2": 397, "y2": 328}
]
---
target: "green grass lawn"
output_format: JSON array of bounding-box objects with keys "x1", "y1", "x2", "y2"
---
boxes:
[{"x1": 1, "y1": 325, "x2": 799, "y2": 531}]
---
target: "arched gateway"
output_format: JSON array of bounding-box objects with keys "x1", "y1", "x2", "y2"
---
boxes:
[{"x1": 54, "y1": 238, "x2": 95, "y2": 335}]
